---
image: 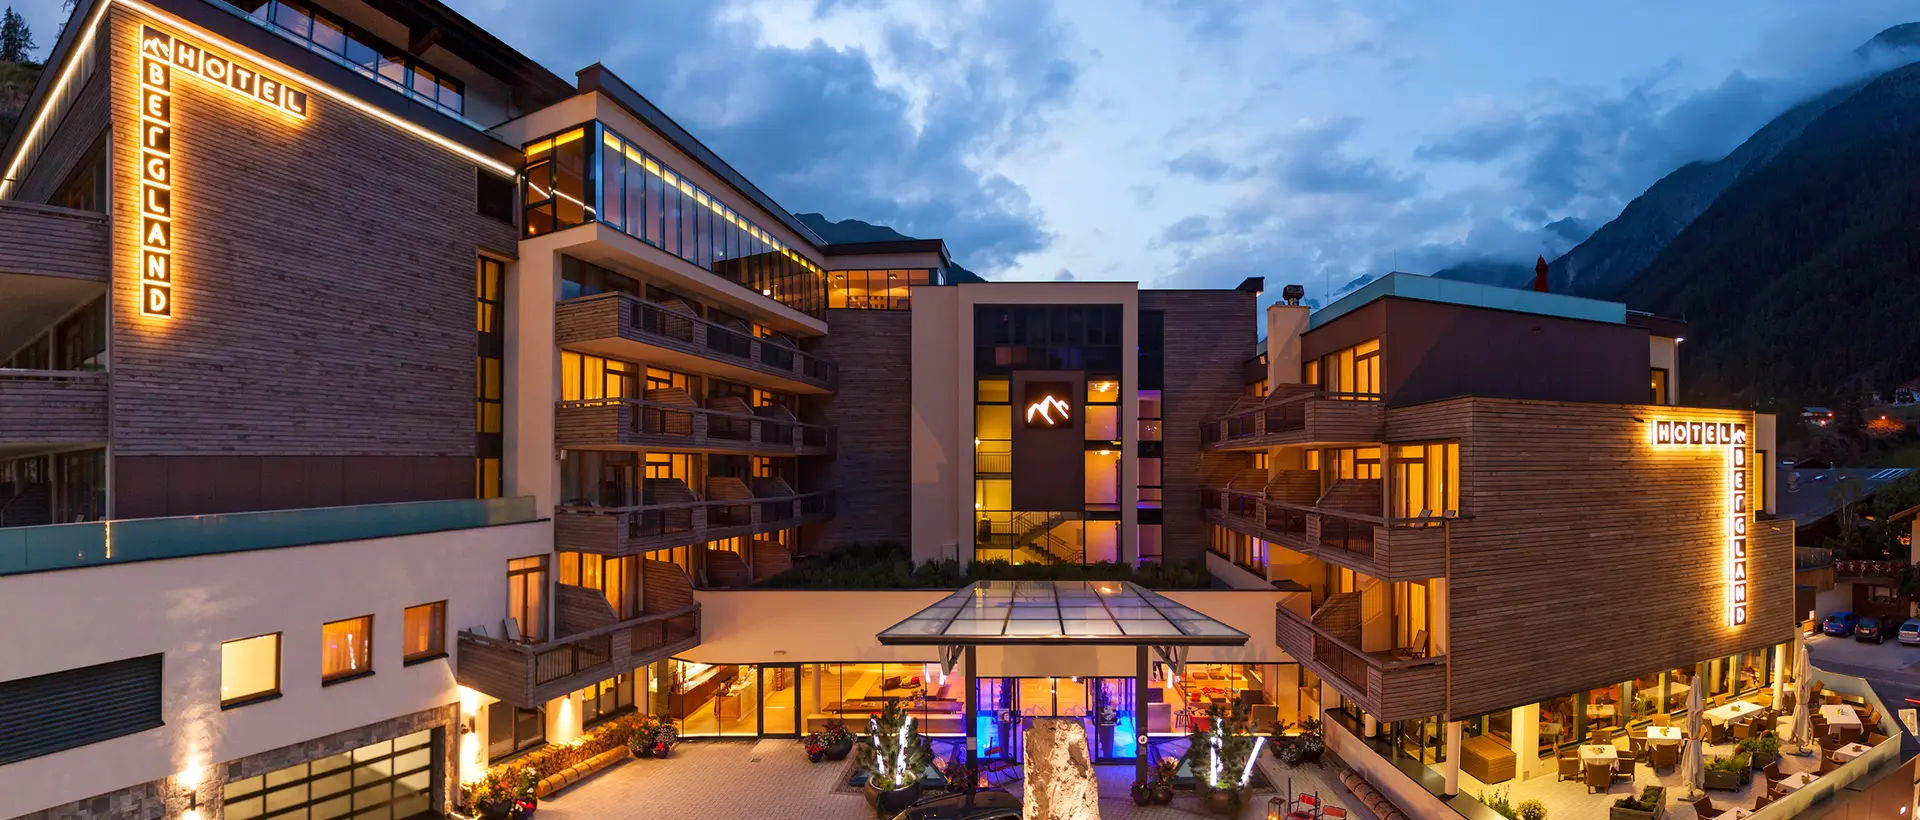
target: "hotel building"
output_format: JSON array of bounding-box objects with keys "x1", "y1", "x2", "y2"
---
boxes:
[{"x1": 0, "y1": 1, "x2": 1824, "y2": 818}]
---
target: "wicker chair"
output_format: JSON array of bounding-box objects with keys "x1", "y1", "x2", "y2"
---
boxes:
[
  {"x1": 1819, "y1": 754, "x2": 1840, "y2": 775},
  {"x1": 1694, "y1": 796, "x2": 1724, "y2": 819},
  {"x1": 1652, "y1": 743, "x2": 1679, "y2": 772},
  {"x1": 1586, "y1": 762, "x2": 1612, "y2": 794},
  {"x1": 1558, "y1": 751, "x2": 1582, "y2": 782},
  {"x1": 1839, "y1": 725, "x2": 1862, "y2": 744},
  {"x1": 1589, "y1": 729, "x2": 1610, "y2": 746},
  {"x1": 1823, "y1": 691, "x2": 1842, "y2": 706},
  {"x1": 1764, "y1": 759, "x2": 1781, "y2": 781},
  {"x1": 1733, "y1": 720, "x2": 1753, "y2": 741},
  {"x1": 1615, "y1": 756, "x2": 1636, "y2": 782},
  {"x1": 1652, "y1": 713, "x2": 1670, "y2": 727},
  {"x1": 1754, "y1": 791, "x2": 1774, "y2": 810},
  {"x1": 1869, "y1": 731, "x2": 1892, "y2": 746}
]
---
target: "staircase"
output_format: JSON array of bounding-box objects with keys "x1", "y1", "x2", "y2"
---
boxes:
[
  {"x1": 1012, "y1": 512, "x2": 1081, "y2": 564},
  {"x1": 0, "y1": 483, "x2": 51, "y2": 528},
  {"x1": 1313, "y1": 592, "x2": 1364, "y2": 644}
]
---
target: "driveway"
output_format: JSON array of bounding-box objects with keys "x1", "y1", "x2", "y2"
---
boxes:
[{"x1": 534, "y1": 738, "x2": 1373, "y2": 820}]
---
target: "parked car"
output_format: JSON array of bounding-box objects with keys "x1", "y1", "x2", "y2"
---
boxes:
[
  {"x1": 892, "y1": 789, "x2": 1022, "y2": 820},
  {"x1": 1900, "y1": 619, "x2": 1920, "y2": 645},
  {"x1": 1856, "y1": 616, "x2": 1888, "y2": 643},
  {"x1": 1823, "y1": 612, "x2": 1860, "y2": 637}
]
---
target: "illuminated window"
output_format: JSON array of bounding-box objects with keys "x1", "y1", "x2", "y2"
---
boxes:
[
  {"x1": 476, "y1": 257, "x2": 504, "y2": 498},
  {"x1": 220, "y1": 633, "x2": 280, "y2": 707},
  {"x1": 320, "y1": 616, "x2": 373, "y2": 683},
  {"x1": 1317, "y1": 339, "x2": 1380, "y2": 397},
  {"x1": 1650, "y1": 368, "x2": 1670, "y2": 405},
  {"x1": 248, "y1": 0, "x2": 463, "y2": 116},
  {"x1": 1390, "y1": 442, "x2": 1460, "y2": 519},
  {"x1": 507, "y1": 556, "x2": 548, "y2": 642},
  {"x1": 402, "y1": 602, "x2": 445, "y2": 663}
]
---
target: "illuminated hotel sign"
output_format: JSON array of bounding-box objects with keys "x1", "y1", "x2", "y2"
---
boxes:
[
  {"x1": 1653, "y1": 420, "x2": 1751, "y2": 627},
  {"x1": 137, "y1": 26, "x2": 308, "y2": 317},
  {"x1": 1025, "y1": 394, "x2": 1071, "y2": 427}
]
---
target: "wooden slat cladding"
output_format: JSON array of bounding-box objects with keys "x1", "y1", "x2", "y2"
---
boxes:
[
  {"x1": 1201, "y1": 489, "x2": 1442, "y2": 580},
  {"x1": 552, "y1": 492, "x2": 833, "y2": 556},
  {"x1": 16, "y1": 68, "x2": 107, "y2": 203},
  {"x1": 457, "y1": 604, "x2": 702, "y2": 708},
  {"x1": 1274, "y1": 605, "x2": 1447, "y2": 721},
  {"x1": 557, "y1": 292, "x2": 834, "y2": 392},
  {"x1": 0, "y1": 202, "x2": 108, "y2": 281},
  {"x1": 555, "y1": 584, "x2": 620, "y2": 637},
  {"x1": 1202, "y1": 395, "x2": 1385, "y2": 452},
  {"x1": 554, "y1": 401, "x2": 831, "y2": 455},
  {"x1": 1144, "y1": 289, "x2": 1258, "y2": 565},
  {"x1": 104, "y1": 11, "x2": 516, "y2": 459},
  {"x1": 1444, "y1": 399, "x2": 1791, "y2": 719},
  {"x1": 0, "y1": 372, "x2": 107, "y2": 443}
]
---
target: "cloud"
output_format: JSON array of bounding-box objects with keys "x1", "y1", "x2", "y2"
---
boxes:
[
  {"x1": 1157, "y1": 214, "x2": 1214, "y2": 245},
  {"x1": 1163, "y1": 150, "x2": 1247, "y2": 182},
  {"x1": 1052, "y1": 268, "x2": 1076, "y2": 281},
  {"x1": 449, "y1": 0, "x2": 1075, "y2": 273}
]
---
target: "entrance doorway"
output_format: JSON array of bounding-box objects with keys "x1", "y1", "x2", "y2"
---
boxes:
[{"x1": 975, "y1": 677, "x2": 1138, "y2": 764}]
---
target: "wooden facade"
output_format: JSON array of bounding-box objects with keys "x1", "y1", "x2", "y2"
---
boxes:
[
  {"x1": 555, "y1": 399, "x2": 831, "y2": 456},
  {"x1": 0, "y1": 201, "x2": 108, "y2": 281},
  {"x1": 0, "y1": 371, "x2": 107, "y2": 445},
  {"x1": 557, "y1": 291, "x2": 834, "y2": 394},
  {"x1": 1201, "y1": 391, "x2": 1385, "y2": 451},
  {"x1": 553, "y1": 491, "x2": 833, "y2": 557},
  {"x1": 1275, "y1": 603, "x2": 1448, "y2": 721}
]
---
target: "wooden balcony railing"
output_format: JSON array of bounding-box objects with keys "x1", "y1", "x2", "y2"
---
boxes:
[
  {"x1": 458, "y1": 604, "x2": 702, "y2": 708},
  {"x1": 1200, "y1": 389, "x2": 1382, "y2": 449},
  {"x1": 1275, "y1": 604, "x2": 1445, "y2": 721},
  {"x1": 1201, "y1": 487, "x2": 1450, "y2": 580},
  {"x1": 556, "y1": 398, "x2": 832, "y2": 455},
  {"x1": 555, "y1": 491, "x2": 834, "y2": 555},
  {"x1": 557, "y1": 292, "x2": 835, "y2": 390},
  {"x1": 0, "y1": 369, "x2": 108, "y2": 444}
]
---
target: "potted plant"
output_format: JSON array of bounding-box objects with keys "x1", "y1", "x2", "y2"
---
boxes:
[
  {"x1": 1182, "y1": 701, "x2": 1261, "y2": 815},
  {"x1": 1129, "y1": 776, "x2": 1153, "y2": 806},
  {"x1": 1609, "y1": 785, "x2": 1666, "y2": 820},
  {"x1": 1478, "y1": 787, "x2": 1518, "y2": 820},
  {"x1": 1703, "y1": 753, "x2": 1752, "y2": 791},
  {"x1": 511, "y1": 766, "x2": 538, "y2": 818},
  {"x1": 467, "y1": 768, "x2": 535, "y2": 820},
  {"x1": 629, "y1": 714, "x2": 679, "y2": 759},
  {"x1": 804, "y1": 721, "x2": 856, "y2": 763},
  {"x1": 1518, "y1": 798, "x2": 1547, "y2": 820},
  {"x1": 1739, "y1": 734, "x2": 1782, "y2": 770},
  {"x1": 1149, "y1": 758, "x2": 1178, "y2": 805},
  {"x1": 858, "y1": 700, "x2": 931, "y2": 816}
]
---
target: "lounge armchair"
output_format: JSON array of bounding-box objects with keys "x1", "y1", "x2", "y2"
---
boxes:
[
  {"x1": 1651, "y1": 743, "x2": 1678, "y2": 771},
  {"x1": 1614, "y1": 756, "x2": 1636, "y2": 782},
  {"x1": 1694, "y1": 796, "x2": 1724, "y2": 819},
  {"x1": 1733, "y1": 720, "x2": 1753, "y2": 741},
  {"x1": 1585, "y1": 762, "x2": 1611, "y2": 794},
  {"x1": 1558, "y1": 751, "x2": 1582, "y2": 782}
]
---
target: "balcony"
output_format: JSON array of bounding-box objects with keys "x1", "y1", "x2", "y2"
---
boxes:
[
  {"x1": 1200, "y1": 388, "x2": 1382, "y2": 451},
  {"x1": 457, "y1": 604, "x2": 701, "y2": 708},
  {"x1": 1275, "y1": 603, "x2": 1445, "y2": 721},
  {"x1": 0, "y1": 201, "x2": 107, "y2": 282},
  {"x1": 557, "y1": 292, "x2": 835, "y2": 393},
  {"x1": 556, "y1": 398, "x2": 831, "y2": 456},
  {"x1": 554, "y1": 491, "x2": 833, "y2": 556},
  {"x1": 0, "y1": 370, "x2": 106, "y2": 446},
  {"x1": 1200, "y1": 488, "x2": 1449, "y2": 580}
]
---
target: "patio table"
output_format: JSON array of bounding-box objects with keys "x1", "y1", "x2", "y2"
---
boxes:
[
  {"x1": 1775, "y1": 771, "x2": 1818, "y2": 793},
  {"x1": 1579, "y1": 744, "x2": 1618, "y2": 765},
  {"x1": 1645, "y1": 726, "x2": 1683, "y2": 746},
  {"x1": 1822, "y1": 704, "x2": 1861, "y2": 733},
  {"x1": 1834, "y1": 742, "x2": 1872, "y2": 762},
  {"x1": 1704, "y1": 700, "x2": 1762, "y2": 725}
]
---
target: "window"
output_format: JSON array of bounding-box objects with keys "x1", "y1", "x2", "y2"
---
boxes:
[
  {"x1": 1393, "y1": 581, "x2": 1430, "y2": 653},
  {"x1": 1389, "y1": 442, "x2": 1460, "y2": 519},
  {"x1": 507, "y1": 556, "x2": 548, "y2": 642},
  {"x1": 560, "y1": 350, "x2": 638, "y2": 402},
  {"x1": 224, "y1": 731, "x2": 433, "y2": 820},
  {"x1": 320, "y1": 615, "x2": 373, "y2": 683},
  {"x1": 826, "y1": 269, "x2": 938, "y2": 309},
  {"x1": 477, "y1": 169, "x2": 515, "y2": 224},
  {"x1": 402, "y1": 602, "x2": 446, "y2": 663},
  {"x1": 1317, "y1": 339, "x2": 1380, "y2": 397},
  {"x1": 488, "y1": 701, "x2": 545, "y2": 759},
  {"x1": 1650, "y1": 368, "x2": 1670, "y2": 405},
  {"x1": 0, "y1": 655, "x2": 163, "y2": 766},
  {"x1": 220, "y1": 633, "x2": 281, "y2": 707},
  {"x1": 50, "y1": 134, "x2": 106, "y2": 213},
  {"x1": 581, "y1": 674, "x2": 636, "y2": 726},
  {"x1": 247, "y1": 0, "x2": 463, "y2": 117},
  {"x1": 476, "y1": 257, "x2": 505, "y2": 498}
]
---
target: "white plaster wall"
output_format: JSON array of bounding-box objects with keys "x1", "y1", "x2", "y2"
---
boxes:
[
  {"x1": 1650, "y1": 336, "x2": 1680, "y2": 404},
  {"x1": 1, "y1": 519, "x2": 552, "y2": 818}
]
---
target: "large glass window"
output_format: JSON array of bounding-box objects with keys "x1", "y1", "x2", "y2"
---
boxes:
[
  {"x1": 220, "y1": 633, "x2": 280, "y2": 708},
  {"x1": 826, "y1": 269, "x2": 939, "y2": 309},
  {"x1": 1650, "y1": 368, "x2": 1670, "y2": 405},
  {"x1": 1389, "y1": 442, "x2": 1459, "y2": 519},
  {"x1": 557, "y1": 551, "x2": 638, "y2": 618},
  {"x1": 582, "y1": 673, "x2": 637, "y2": 727},
  {"x1": 560, "y1": 351, "x2": 638, "y2": 403},
  {"x1": 1316, "y1": 339, "x2": 1381, "y2": 398},
  {"x1": 506, "y1": 556, "x2": 548, "y2": 642},
  {"x1": 557, "y1": 124, "x2": 827, "y2": 317},
  {"x1": 241, "y1": 0, "x2": 463, "y2": 117},
  {"x1": 223, "y1": 730, "x2": 433, "y2": 820},
  {"x1": 320, "y1": 616, "x2": 373, "y2": 683},
  {"x1": 487, "y1": 701, "x2": 545, "y2": 759}
]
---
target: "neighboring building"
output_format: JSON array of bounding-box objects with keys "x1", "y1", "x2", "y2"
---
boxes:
[{"x1": 0, "y1": 3, "x2": 1815, "y2": 820}]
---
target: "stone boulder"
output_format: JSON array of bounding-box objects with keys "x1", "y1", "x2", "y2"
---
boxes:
[{"x1": 1023, "y1": 718, "x2": 1099, "y2": 820}]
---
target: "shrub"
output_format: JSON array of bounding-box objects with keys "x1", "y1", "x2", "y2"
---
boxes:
[
  {"x1": 1479, "y1": 787, "x2": 1518, "y2": 820},
  {"x1": 1517, "y1": 798, "x2": 1547, "y2": 820}
]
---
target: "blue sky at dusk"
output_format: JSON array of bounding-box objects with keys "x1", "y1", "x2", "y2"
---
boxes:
[{"x1": 14, "y1": 0, "x2": 1917, "y2": 303}]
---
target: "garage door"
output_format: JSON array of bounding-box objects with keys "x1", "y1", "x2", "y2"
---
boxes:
[{"x1": 222, "y1": 729, "x2": 436, "y2": 819}]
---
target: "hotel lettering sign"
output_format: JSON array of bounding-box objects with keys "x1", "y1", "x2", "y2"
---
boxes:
[
  {"x1": 1653, "y1": 420, "x2": 1750, "y2": 627},
  {"x1": 137, "y1": 26, "x2": 308, "y2": 317}
]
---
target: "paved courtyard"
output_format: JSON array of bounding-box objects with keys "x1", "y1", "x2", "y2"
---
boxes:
[{"x1": 535, "y1": 738, "x2": 1376, "y2": 820}]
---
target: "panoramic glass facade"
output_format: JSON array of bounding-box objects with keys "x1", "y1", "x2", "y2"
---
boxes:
[
  {"x1": 522, "y1": 124, "x2": 828, "y2": 317},
  {"x1": 230, "y1": 0, "x2": 466, "y2": 119},
  {"x1": 827, "y1": 269, "x2": 942, "y2": 310}
]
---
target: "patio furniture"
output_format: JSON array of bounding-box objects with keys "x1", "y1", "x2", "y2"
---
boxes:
[
  {"x1": 1615, "y1": 756, "x2": 1636, "y2": 782},
  {"x1": 1823, "y1": 691, "x2": 1841, "y2": 706},
  {"x1": 1393, "y1": 629, "x2": 1427, "y2": 660},
  {"x1": 1652, "y1": 714, "x2": 1670, "y2": 727},
  {"x1": 1707, "y1": 723, "x2": 1729, "y2": 744},
  {"x1": 1732, "y1": 720, "x2": 1753, "y2": 741},
  {"x1": 1628, "y1": 735, "x2": 1648, "y2": 761},
  {"x1": 1763, "y1": 759, "x2": 1780, "y2": 781},
  {"x1": 1694, "y1": 796, "x2": 1724, "y2": 818},
  {"x1": 1868, "y1": 731, "x2": 1891, "y2": 746},
  {"x1": 1775, "y1": 772, "x2": 1818, "y2": 793},
  {"x1": 1288, "y1": 792, "x2": 1321, "y2": 820},
  {"x1": 1323, "y1": 808, "x2": 1348, "y2": 820},
  {"x1": 1589, "y1": 729, "x2": 1611, "y2": 746},
  {"x1": 1834, "y1": 742, "x2": 1872, "y2": 762},
  {"x1": 1646, "y1": 726, "x2": 1683, "y2": 747},
  {"x1": 1586, "y1": 762, "x2": 1611, "y2": 794},
  {"x1": 1651, "y1": 743, "x2": 1678, "y2": 772},
  {"x1": 1819, "y1": 754, "x2": 1839, "y2": 775},
  {"x1": 1838, "y1": 725, "x2": 1862, "y2": 744},
  {"x1": 1753, "y1": 792, "x2": 1773, "y2": 810},
  {"x1": 1580, "y1": 744, "x2": 1619, "y2": 766},
  {"x1": 1558, "y1": 751, "x2": 1582, "y2": 782},
  {"x1": 1462, "y1": 735, "x2": 1516, "y2": 784}
]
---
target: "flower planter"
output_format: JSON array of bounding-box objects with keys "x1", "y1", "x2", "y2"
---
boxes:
[
  {"x1": 1609, "y1": 785, "x2": 1667, "y2": 820},
  {"x1": 863, "y1": 780, "x2": 923, "y2": 815},
  {"x1": 808, "y1": 750, "x2": 826, "y2": 763},
  {"x1": 1749, "y1": 751, "x2": 1779, "y2": 771},
  {"x1": 825, "y1": 736, "x2": 855, "y2": 761},
  {"x1": 1202, "y1": 785, "x2": 1245, "y2": 815},
  {"x1": 1703, "y1": 768, "x2": 1749, "y2": 791},
  {"x1": 1150, "y1": 786, "x2": 1174, "y2": 805},
  {"x1": 1131, "y1": 783, "x2": 1152, "y2": 805},
  {"x1": 473, "y1": 799, "x2": 516, "y2": 820}
]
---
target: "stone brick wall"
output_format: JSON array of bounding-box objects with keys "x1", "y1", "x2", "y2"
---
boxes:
[
  {"x1": 101, "y1": 8, "x2": 517, "y2": 511},
  {"x1": 808, "y1": 309, "x2": 913, "y2": 552},
  {"x1": 14, "y1": 704, "x2": 459, "y2": 820},
  {"x1": 1141, "y1": 289, "x2": 1257, "y2": 565}
]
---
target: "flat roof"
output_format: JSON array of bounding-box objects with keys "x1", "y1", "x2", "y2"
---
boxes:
[
  {"x1": 875, "y1": 580, "x2": 1248, "y2": 646},
  {"x1": 1310, "y1": 272, "x2": 1629, "y2": 330}
]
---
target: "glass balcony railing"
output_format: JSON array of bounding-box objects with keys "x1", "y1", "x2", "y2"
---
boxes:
[{"x1": 0, "y1": 497, "x2": 540, "y2": 575}]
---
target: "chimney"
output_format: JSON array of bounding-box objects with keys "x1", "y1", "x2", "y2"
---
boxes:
[
  {"x1": 1267, "y1": 286, "x2": 1311, "y2": 390},
  {"x1": 1533, "y1": 256, "x2": 1549, "y2": 293}
]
